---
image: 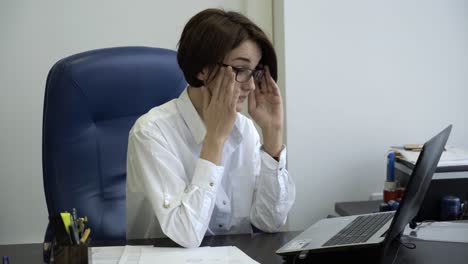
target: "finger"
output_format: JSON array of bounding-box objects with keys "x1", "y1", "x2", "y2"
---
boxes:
[
  {"x1": 270, "y1": 78, "x2": 280, "y2": 96},
  {"x1": 265, "y1": 66, "x2": 274, "y2": 94},
  {"x1": 254, "y1": 80, "x2": 262, "y2": 102},
  {"x1": 266, "y1": 66, "x2": 280, "y2": 96},
  {"x1": 256, "y1": 72, "x2": 263, "y2": 93},
  {"x1": 248, "y1": 86, "x2": 256, "y2": 113},
  {"x1": 259, "y1": 72, "x2": 268, "y2": 94},
  {"x1": 222, "y1": 66, "x2": 236, "y2": 104},
  {"x1": 210, "y1": 66, "x2": 224, "y2": 102},
  {"x1": 231, "y1": 83, "x2": 241, "y2": 110},
  {"x1": 201, "y1": 86, "x2": 211, "y2": 110}
]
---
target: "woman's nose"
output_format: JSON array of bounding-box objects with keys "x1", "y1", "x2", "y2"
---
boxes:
[{"x1": 241, "y1": 78, "x2": 256, "y2": 91}]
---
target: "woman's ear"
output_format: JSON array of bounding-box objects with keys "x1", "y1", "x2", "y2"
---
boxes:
[{"x1": 197, "y1": 67, "x2": 209, "y2": 84}]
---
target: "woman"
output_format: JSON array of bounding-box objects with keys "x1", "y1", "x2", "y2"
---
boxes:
[{"x1": 126, "y1": 8, "x2": 295, "y2": 248}]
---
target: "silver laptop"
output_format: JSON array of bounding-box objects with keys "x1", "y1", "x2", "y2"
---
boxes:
[{"x1": 277, "y1": 125, "x2": 452, "y2": 260}]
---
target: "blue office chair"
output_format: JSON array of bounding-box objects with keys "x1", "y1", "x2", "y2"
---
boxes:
[{"x1": 42, "y1": 47, "x2": 186, "y2": 241}]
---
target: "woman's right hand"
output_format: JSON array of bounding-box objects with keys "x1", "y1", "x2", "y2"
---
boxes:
[
  {"x1": 199, "y1": 66, "x2": 239, "y2": 164},
  {"x1": 201, "y1": 66, "x2": 239, "y2": 144}
]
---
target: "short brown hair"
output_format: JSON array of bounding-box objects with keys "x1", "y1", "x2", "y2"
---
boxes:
[{"x1": 177, "y1": 8, "x2": 277, "y2": 87}]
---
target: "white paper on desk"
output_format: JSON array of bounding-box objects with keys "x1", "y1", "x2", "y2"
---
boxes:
[
  {"x1": 118, "y1": 245, "x2": 152, "y2": 264},
  {"x1": 138, "y1": 246, "x2": 259, "y2": 264},
  {"x1": 403, "y1": 221, "x2": 468, "y2": 243},
  {"x1": 90, "y1": 246, "x2": 125, "y2": 264}
]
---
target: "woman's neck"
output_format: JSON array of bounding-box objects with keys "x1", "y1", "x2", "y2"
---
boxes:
[{"x1": 187, "y1": 86, "x2": 205, "y2": 120}]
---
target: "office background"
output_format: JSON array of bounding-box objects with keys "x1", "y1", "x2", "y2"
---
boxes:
[{"x1": 0, "y1": 0, "x2": 467, "y2": 244}]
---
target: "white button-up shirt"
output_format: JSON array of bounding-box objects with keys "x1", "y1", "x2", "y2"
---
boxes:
[{"x1": 126, "y1": 88, "x2": 295, "y2": 248}]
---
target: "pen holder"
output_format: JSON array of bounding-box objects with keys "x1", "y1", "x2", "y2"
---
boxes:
[{"x1": 54, "y1": 244, "x2": 89, "y2": 264}]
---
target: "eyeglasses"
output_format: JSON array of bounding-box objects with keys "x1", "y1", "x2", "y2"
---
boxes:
[{"x1": 219, "y1": 63, "x2": 264, "y2": 83}]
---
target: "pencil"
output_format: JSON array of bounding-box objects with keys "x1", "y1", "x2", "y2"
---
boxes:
[{"x1": 79, "y1": 228, "x2": 91, "y2": 244}]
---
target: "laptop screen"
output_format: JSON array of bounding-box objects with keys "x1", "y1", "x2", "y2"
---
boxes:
[{"x1": 383, "y1": 125, "x2": 452, "y2": 251}]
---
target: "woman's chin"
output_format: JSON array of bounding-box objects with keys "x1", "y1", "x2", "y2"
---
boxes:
[{"x1": 236, "y1": 102, "x2": 244, "y2": 112}]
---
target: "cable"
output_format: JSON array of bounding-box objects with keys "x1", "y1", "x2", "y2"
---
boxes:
[
  {"x1": 390, "y1": 244, "x2": 402, "y2": 264},
  {"x1": 390, "y1": 237, "x2": 417, "y2": 264},
  {"x1": 401, "y1": 242, "x2": 416, "y2": 249},
  {"x1": 291, "y1": 253, "x2": 299, "y2": 264},
  {"x1": 291, "y1": 254, "x2": 297, "y2": 264}
]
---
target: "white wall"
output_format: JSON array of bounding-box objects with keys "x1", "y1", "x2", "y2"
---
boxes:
[
  {"x1": 284, "y1": 0, "x2": 468, "y2": 230},
  {"x1": 0, "y1": 0, "x2": 275, "y2": 244}
]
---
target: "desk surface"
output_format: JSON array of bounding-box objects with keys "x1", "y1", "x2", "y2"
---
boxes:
[
  {"x1": 1, "y1": 231, "x2": 468, "y2": 264},
  {"x1": 0, "y1": 232, "x2": 299, "y2": 264}
]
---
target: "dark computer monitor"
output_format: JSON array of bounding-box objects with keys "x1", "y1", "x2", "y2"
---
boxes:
[{"x1": 382, "y1": 125, "x2": 452, "y2": 255}]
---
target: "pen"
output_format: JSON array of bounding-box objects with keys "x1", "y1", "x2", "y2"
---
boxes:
[
  {"x1": 80, "y1": 228, "x2": 91, "y2": 244},
  {"x1": 78, "y1": 218, "x2": 84, "y2": 236},
  {"x1": 72, "y1": 208, "x2": 78, "y2": 230},
  {"x1": 83, "y1": 216, "x2": 88, "y2": 232},
  {"x1": 69, "y1": 225, "x2": 78, "y2": 245},
  {"x1": 69, "y1": 215, "x2": 80, "y2": 245}
]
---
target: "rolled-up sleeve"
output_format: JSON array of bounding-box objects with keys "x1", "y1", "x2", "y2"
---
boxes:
[{"x1": 127, "y1": 127, "x2": 223, "y2": 248}]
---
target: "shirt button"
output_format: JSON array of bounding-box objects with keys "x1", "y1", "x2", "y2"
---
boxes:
[
  {"x1": 218, "y1": 224, "x2": 223, "y2": 228},
  {"x1": 163, "y1": 203, "x2": 170, "y2": 208},
  {"x1": 222, "y1": 200, "x2": 227, "y2": 205},
  {"x1": 209, "y1": 182, "x2": 214, "y2": 187}
]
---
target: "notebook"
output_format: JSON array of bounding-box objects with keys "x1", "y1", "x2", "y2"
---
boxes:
[{"x1": 277, "y1": 125, "x2": 452, "y2": 261}]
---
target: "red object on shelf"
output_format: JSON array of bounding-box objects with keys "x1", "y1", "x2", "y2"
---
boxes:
[
  {"x1": 384, "y1": 189, "x2": 397, "y2": 203},
  {"x1": 396, "y1": 187, "x2": 405, "y2": 200}
]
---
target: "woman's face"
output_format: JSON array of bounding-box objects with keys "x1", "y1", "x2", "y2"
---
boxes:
[
  {"x1": 201, "y1": 40, "x2": 262, "y2": 112},
  {"x1": 223, "y1": 39, "x2": 262, "y2": 112}
]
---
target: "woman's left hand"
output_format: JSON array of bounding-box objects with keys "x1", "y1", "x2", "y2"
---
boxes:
[
  {"x1": 248, "y1": 66, "x2": 283, "y2": 132},
  {"x1": 248, "y1": 66, "x2": 284, "y2": 157}
]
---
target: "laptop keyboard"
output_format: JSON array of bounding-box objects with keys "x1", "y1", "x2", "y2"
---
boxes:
[{"x1": 322, "y1": 212, "x2": 394, "y2": 247}]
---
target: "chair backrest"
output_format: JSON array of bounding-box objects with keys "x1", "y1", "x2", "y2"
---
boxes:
[{"x1": 42, "y1": 47, "x2": 186, "y2": 240}]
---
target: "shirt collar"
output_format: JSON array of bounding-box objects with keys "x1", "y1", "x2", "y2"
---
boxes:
[{"x1": 176, "y1": 87, "x2": 243, "y2": 145}]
